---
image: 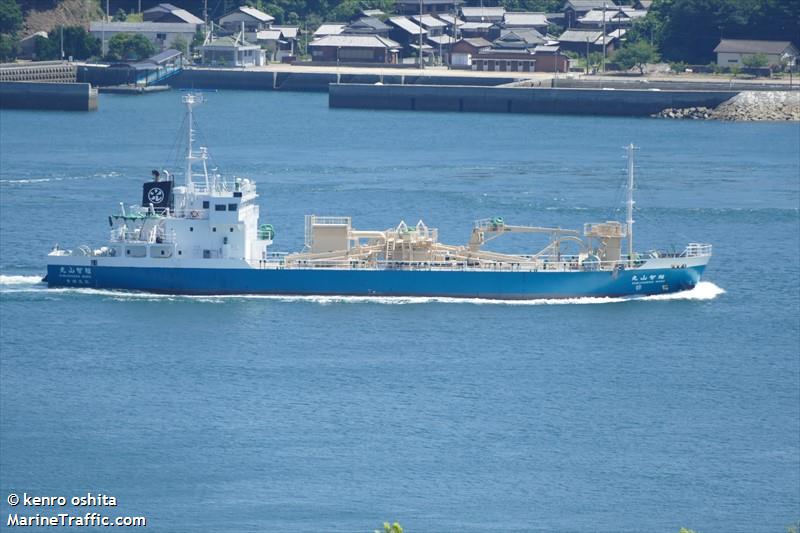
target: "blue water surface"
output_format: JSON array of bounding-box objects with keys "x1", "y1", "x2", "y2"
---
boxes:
[{"x1": 1, "y1": 91, "x2": 798, "y2": 532}]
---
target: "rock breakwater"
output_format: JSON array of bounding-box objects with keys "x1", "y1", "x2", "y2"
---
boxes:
[{"x1": 653, "y1": 91, "x2": 799, "y2": 121}]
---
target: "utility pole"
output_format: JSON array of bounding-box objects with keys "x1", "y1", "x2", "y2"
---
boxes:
[
  {"x1": 101, "y1": 0, "x2": 109, "y2": 57},
  {"x1": 418, "y1": 0, "x2": 424, "y2": 69},
  {"x1": 585, "y1": 36, "x2": 589, "y2": 75},
  {"x1": 601, "y1": 2, "x2": 606, "y2": 74}
]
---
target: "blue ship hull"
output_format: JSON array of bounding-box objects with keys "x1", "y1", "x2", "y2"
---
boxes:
[{"x1": 45, "y1": 264, "x2": 705, "y2": 299}]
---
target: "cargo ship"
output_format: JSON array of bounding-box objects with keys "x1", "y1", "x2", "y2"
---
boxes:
[{"x1": 45, "y1": 94, "x2": 712, "y2": 299}]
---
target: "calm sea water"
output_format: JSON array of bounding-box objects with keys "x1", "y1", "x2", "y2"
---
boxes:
[{"x1": 1, "y1": 91, "x2": 798, "y2": 533}]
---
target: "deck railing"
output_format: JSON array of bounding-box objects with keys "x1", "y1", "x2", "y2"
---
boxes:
[{"x1": 250, "y1": 243, "x2": 712, "y2": 272}]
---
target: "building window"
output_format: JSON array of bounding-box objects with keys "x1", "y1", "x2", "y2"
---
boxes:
[
  {"x1": 212, "y1": 227, "x2": 217, "y2": 232},
  {"x1": 190, "y1": 227, "x2": 194, "y2": 232},
  {"x1": 229, "y1": 227, "x2": 234, "y2": 232},
  {"x1": 178, "y1": 250, "x2": 182, "y2": 255},
  {"x1": 203, "y1": 201, "x2": 209, "y2": 208},
  {"x1": 215, "y1": 204, "x2": 226, "y2": 211},
  {"x1": 157, "y1": 33, "x2": 166, "y2": 40},
  {"x1": 228, "y1": 203, "x2": 237, "y2": 211}
]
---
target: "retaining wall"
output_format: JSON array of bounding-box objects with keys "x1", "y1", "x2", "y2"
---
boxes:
[
  {"x1": 328, "y1": 83, "x2": 739, "y2": 116},
  {"x1": 0, "y1": 81, "x2": 97, "y2": 111}
]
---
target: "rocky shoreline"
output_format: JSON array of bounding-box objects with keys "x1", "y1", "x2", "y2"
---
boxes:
[{"x1": 653, "y1": 91, "x2": 800, "y2": 121}]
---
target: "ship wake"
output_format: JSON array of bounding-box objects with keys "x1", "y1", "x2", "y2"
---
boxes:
[{"x1": 1, "y1": 276, "x2": 725, "y2": 305}]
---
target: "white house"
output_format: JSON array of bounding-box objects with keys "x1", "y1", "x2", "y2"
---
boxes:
[
  {"x1": 89, "y1": 21, "x2": 199, "y2": 55},
  {"x1": 199, "y1": 35, "x2": 265, "y2": 67},
  {"x1": 219, "y1": 6, "x2": 275, "y2": 43},
  {"x1": 714, "y1": 39, "x2": 799, "y2": 69}
]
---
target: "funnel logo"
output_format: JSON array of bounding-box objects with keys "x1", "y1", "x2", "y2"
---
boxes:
[{"x1": 148, "y1": 187, "x2": 165, "y2": 204}]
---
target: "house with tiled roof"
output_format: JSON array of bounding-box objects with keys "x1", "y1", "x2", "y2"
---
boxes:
[
  {"x1": 563, "y1": 0, "x2": 616, "y2": 27},
  {"x1": 143, "y1": 3, "x2": 203, "y2": 24},
  {"x1": 309, "y1": 34, "x2": 400, "y2": 63},
  {"x1": 714, "y1": 39, "x2": 798, "y2": 68}
]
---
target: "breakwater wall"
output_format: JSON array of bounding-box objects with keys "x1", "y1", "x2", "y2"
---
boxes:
[
  {"x1": 328, "y1": 83, "x2": 739, "y2": 116},
  {"x1": 170, "y1": 68, "x2": 517, "y2": 92},
  {"x1": 0, "y1": 81, "x2": 97, "y2": 111},
  {"x1": 551, "y1": 78, "x2": 796, "y2": 92}
]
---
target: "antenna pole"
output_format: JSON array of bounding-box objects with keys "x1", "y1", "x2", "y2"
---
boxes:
[
  {"x1": 626, "y1": 143, "x2": 636, "y2": 261},
  {"x1": 184, "y1": 94, "x2": 196, "y2": 186}
]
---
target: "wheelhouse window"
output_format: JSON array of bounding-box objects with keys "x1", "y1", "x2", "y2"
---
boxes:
[
  {"x1": 215, "y1": 204, "x2": 226, "y2": 211},
  {"x1": 228, "y1": 203, "x2": 237, "y2": 211}
]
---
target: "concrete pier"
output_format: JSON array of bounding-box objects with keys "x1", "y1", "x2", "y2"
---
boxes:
[
  {"x1": 170, "y1": 67, "x2": 519, "y2": 92},
  {"x1": 328, "y1": 83, "x2": 739, "y2": 116},
  {"x1": 0, "y1": 82, "x2": 98, "y2": 111}
]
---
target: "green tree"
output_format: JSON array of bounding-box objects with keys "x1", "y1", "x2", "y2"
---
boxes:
[
  {"x1": 0, "y1": 32, "x2": 17, "y2": 61},
  {"x1": 613, "y1": 40, "x2": 659, "y2": 74},
  {"x1": 191, "y1": 28, "x2": 206, "y2": 50},
  {"x1": 113, "y1": 8, "x2": 128, "y2": 22},
  {"x1": 741, "y1": 52, "x2": 768, "y2": 69},
  {"x1": 106, "y1": 33, "x2": 156, "y2": 61},
  {"x1": 33, "y1": 26, "x2": 101, "y2": 60},
  {"x1": 0, "y1": 0, "x2": 22, "y2": 35},
  {"x1": 648, "y1": 0, "x2": 800, "y2": 64},
  {"x1": 171, "y1": 35, "x2": 189, "y2": 57}
]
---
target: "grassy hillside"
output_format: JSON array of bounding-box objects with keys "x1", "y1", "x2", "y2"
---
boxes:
[{"x1": 19, "y1": 0, "x2": 102, "y2": 35}]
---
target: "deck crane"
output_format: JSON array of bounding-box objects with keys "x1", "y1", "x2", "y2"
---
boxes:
[{"x1": 468, "y1": 217, "x2": 585, "y2": 260}]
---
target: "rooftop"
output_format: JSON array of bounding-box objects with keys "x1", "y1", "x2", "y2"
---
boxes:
[
  {"x1": 388, "y1": 17, "x2": 428, "y2": 36},
  {"x1": 713, "y1": 39, "x2": 799, "y2": 55},
  {"x1": 310, "y1": 34, "x2": 400, "y2": 49},
  {"x1": 148, "y1": 48, "x2": 183, "y2": 64},
  {"x1": 427, "y1": 34, "x2": 456, "y2": 45},
  {"x1": 396, "y1": 0, "x2": 463, "y2": 4},
  {"x1": 143, "y1": 3, "x2": 203, "y2": 24},
  {"x1": 273, "y1": 26, "x2": 299, "y2": 39},
  {"x1": 313, "y1": 23, "x2": 346, "y2": 36},
  {"x1": 557, "y1": 28, "x2": 604, "y2": 43},
  {"x1": 461, "y1": 6, "x2": 506, "y2": 19},
  {"x1": 221, "y1": 6, "x2": 275, "y2": 23},
  {"x1": 436, "y1": 14, "x2": 464, "y2": 26},
  {"x1": 89, "y1": 21, "x2": 198, "y2": 32},
  {"x1": 256, "y1": 29, "x2": 283, "y2": 41},
  {"x1": 412, "y1": 14, "x2": 448, "y2": 28},
  {"x1": 502, "y1": 12, "x2": 549, "y2": 27},
  {"x1": 578, "y1": 8, "x2": 630, "y2": 23},
  {"x1": 565, "y1": 0, "x2": 617, "y2": 11},
  {"x1": 500, "y1": 27, "x2": 545, "y2": 44},
  {"x1": 201, "y1": 35, "x2": 260, "y2": 49},
  {"x1": 462, "y1": 37, "x2": 493, "y2": 48},
  {"x1": 459, "y1": 22, "x2": 494, "y2": 30},
  {"x1": 344, "y1": 16, "x2": 391, "y2": 33}
]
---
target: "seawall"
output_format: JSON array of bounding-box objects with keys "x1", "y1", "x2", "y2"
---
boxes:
[
  {"x1": 328, "y1": 83, "x2": 739, "y2": 116},
  {"x1": 170, "y1": 68, "x2": 519, "y2": 92},
  {"x1": 0, "y1": 81, "x2": 97, "y2": 111}
]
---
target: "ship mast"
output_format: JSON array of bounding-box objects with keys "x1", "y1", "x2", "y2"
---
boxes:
[
  {"x1": 184, "y1": 93, "x2": 197, "y2": 187},
  {"x1": 182, "y1": 93, "x2": 209, "y2": 191},
  {"x1": 626, "y1": 143, "x2": 636, "y2": 261}
]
